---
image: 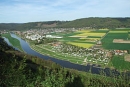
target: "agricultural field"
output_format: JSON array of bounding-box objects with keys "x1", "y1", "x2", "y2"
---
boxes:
[
  {"x1": 111, "y1": 55, "x2": 130, "y2": 70},
  {"x1": 67, "y1": 42, "x2": 94, "y2": 48},
  {"x1": 101, "y1": 29, "x2": 130, "y2": 50},
  {"x1": 51, "y1": 29, "x2": 108, "y2": 48}
]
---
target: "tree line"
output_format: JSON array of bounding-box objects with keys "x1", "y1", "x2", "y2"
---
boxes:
[{"x1": 0, "y1": 17, "x2": 130, "y2": 30}]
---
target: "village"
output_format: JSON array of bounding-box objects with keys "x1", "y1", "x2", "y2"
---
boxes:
[
  {"x1": 12, "y1": 28, "x2": 80, "y2": 40},
  {"x1": 50, "y1": 41, "x2": 128, "y2": 65}
]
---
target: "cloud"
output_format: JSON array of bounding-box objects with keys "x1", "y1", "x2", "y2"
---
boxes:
[{"x1": 0, "y1": 0, "x2": 130, "y2": 23}]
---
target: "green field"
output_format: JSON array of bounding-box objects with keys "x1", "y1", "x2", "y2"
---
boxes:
[
  {"x1": 101, "y1": 29, "x2": 130, "y2": 50},
  {"x1": 111, "y1": 56, "x2": 130, "y2": 70},
  {"x1": 2, "y1": 33, "x2": 23, "y2": 52}
]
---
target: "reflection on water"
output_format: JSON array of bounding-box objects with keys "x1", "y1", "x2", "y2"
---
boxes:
[{"x1": 3, "y1": 37, "x2": 12, "y2": 46}]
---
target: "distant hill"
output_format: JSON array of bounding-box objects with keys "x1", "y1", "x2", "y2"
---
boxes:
[
  {"x1": 0, "y1": 17, "x2": 130, "y2": 30},
  {"x1": 0, "y1": 21, "x2": 66, "y2": 30},
  {"x1": 0, "y1": 23, "x2": 21, "y2": 30},
  {"x1": 57, "y1": 17, "x2": 130, "y2": 28}
]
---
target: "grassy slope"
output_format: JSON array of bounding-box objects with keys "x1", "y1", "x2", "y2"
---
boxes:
[{"x1": 2, "y1": 33, "x2": 23, "y2": 52}]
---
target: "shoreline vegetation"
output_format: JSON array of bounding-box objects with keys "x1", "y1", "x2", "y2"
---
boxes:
[{"x1": 1, "y1": 33, "x2": 24, "y2": 52}]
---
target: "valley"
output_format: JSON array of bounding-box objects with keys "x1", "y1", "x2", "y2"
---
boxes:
[{"x1": 2, "y1": 28, "x2": 130, "y2": 71}]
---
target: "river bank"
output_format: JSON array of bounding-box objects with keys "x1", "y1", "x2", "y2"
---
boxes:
[{"x1": 2, "y1": 33, "x2": 24, "y2": 52}]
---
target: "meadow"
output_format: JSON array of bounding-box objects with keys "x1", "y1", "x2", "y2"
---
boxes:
[
  {"x1": 111, "y1": 55, "x2": 130, "y2": 70},
  {"x1": 2, "y1": 33, "x2": 23, "y2": 51}
]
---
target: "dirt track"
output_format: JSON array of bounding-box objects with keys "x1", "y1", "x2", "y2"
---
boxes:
[
  {"x1": 113, "y1": 39, "x2": 130, "y2": 43},
  {"x1": 124, "y1": 54, "x2": 130, "y2": 62}
]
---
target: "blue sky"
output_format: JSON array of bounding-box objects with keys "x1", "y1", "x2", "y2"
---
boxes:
[{"x1": 0, "y1": 0, "x2": 130, "y2": 23}]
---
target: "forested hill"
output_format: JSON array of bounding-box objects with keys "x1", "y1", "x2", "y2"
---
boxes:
[
  {"x1": 58, "y1": 17, "x2": 130, "y2": 28},
  {"x1": 0, "y1": 17, "x2": 130, "y2": 30},
  {"x1": 0, "y1": 21, "x2": 65, "y2": 30}
]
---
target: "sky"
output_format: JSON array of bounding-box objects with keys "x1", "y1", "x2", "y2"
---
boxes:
[{"x1": 0, "y1": 0, "x2": 130, "y2": 23}]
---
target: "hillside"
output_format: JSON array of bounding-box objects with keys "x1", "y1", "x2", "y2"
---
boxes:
[
  {"x1": 0, "y1": 23, "x2": 21, "y2": 30},
  {"x1": 0, "y1": 36, "x2": 130, "y2": 86},
  {"x1": 0, "y1": 21, "x2": 66, "y2": 30},
  {"x1": 0, "y1": 17, "x2": 130, "y2": 30},
  {"x1": 58, "y1": 17, "x2": 130, "y2": 28}
]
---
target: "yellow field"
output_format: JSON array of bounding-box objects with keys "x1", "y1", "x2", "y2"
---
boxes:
[
  {"x1": 71, "y1": 30, "x2": 106, "y2": 37},
  {"x1": 99, "y1": 29, "x2": 109, "y2": 30},
  {"x1": 69, "y1": 36, "x2": 87, "y2": 38},
  {"x1": 66, "y1": 30, "x2": 107, "y2": 48},
  {"x1": 74, "y1": 40, "x2": 95, "y2": 43},
  {"x1": 80, "y1": 37, "x2": 100, "y2": 40},
  {"x1": 79, "y1": 37, "x2": 87, "y2": 39},
  {"x1": 79, "y1": 37, "x2": 100, "y2": 42},
  {"x1": 76, "y1": 33, "x2": 106, "y2": 37},
  {"x1": 67, "y1": 42, "x2": 94, "y2": 48}
]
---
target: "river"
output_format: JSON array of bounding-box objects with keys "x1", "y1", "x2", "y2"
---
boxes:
[{"x1": 3, "y1": 33, "x2": 130, "y2": 77}]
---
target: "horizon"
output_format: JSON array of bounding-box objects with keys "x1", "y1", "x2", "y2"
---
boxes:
[
  {"x1": 0, "y1": 17, "x2": 130, "y2": 23},
  {"x1": 0, "y1": 0, "x2": 130, "y2": 23}
]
